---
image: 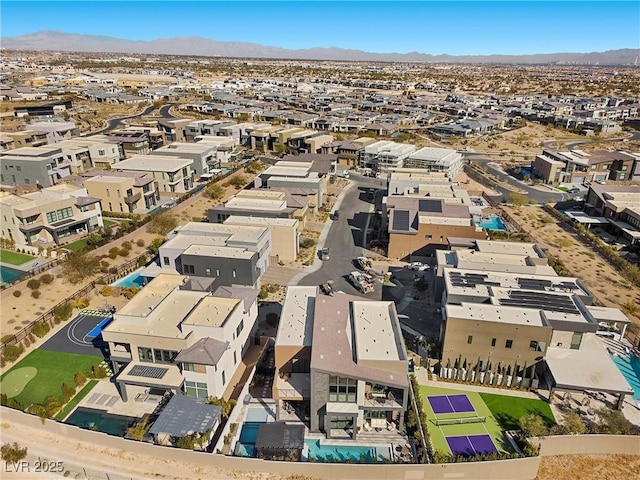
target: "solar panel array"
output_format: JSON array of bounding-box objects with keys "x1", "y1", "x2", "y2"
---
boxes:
[
  {"x1": 129, "y1": 365, "x2": 168, "y2": 379},
  {"x1": 392, "y1": 210, "x2": 411, "y2": 231},
  {"x1": 501, "y1": 290, "x2": 579, "y2": 314},
  {"x1": 419, "y1": 199, "x2": 443, "y2": 213},
  {"x1": 449, "y1": 271, "x2": 501, "y2": 288},
  {"x1": 517, "y1": 277, "x2": 577, "y2": 292}
]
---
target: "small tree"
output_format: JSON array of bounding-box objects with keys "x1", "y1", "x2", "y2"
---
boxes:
[
  {"x1": 54, "y1": 303, "x2": 73, "y2": 322},
  {"x1": 563, "y1": 411, "x2": 586, "y2": 434},
  {"x1": 206, "y1": 396, "x2": 236, "y2": 418},
  {"x1": 62, "y1": 251, "x2": 100, "y2": 284},
  {"x1": 228, "y1": 175, "x2": 247, "y2": 189},
  {"x1": 205, "y1": 183, "x2": 225, "y2": 200},
  {"x1": 1, "y1": 442, "x2": 27, "y2": 463},
  {"x1": 147, "y1": 212, "x2": 178, "y2": 235},
  {"x1": 74, "y1": 371, "x2": 87, "y2": 387},
  {"x1": 32, "y1": 323, "x2": 50, "y2": 338},
  {"x1": 504, "y1": 193, "x2": 528, "y2": 206},
  {"x1": 595, "y1": 408, "x2": 633, "y2": 434},
  {"x1": 519, "y1": 413, "x2": 548, "y2": 439}
]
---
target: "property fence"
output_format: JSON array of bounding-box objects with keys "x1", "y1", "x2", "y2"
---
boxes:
[
  {"x1": 1, "y1": 253, "x2": 147, "y2": 349},
  {"x1": 0, "y1": 257, "x2": 65, "y2": 289}
]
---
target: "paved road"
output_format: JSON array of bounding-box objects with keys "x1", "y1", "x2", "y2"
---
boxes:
[
  {"x1": 100, "y1": 104, "x2": 156, "y2": 133},
  {"x1": 298, "y1": 173, "x2": 384, "y2": 297},
  {"x1": 465, "y1": 153, "x2": 566, "y2": 203},
  {"x1": 159, "y1": 103, "x2": 178, "y2": 118}
]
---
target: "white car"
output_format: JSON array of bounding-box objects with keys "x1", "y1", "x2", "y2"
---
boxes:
[{"x1": 407, "y1": 262, "x2": 430, "y2": 271}]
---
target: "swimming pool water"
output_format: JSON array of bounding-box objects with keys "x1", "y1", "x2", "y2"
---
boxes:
[
  {"x1": 112, "y1": 268, "x2": 145, "y2": 288},
  {"x1": 304, "y1": 439, "x2": 389, "y2": 463},
  {"x1": 611, "y1": 354, "x2": 640, "y2": 400},
  {"x1": 65, "y1": 407, "x2": 138, "y2": 436},
  {"x1": 0, "y1": 266, "x2": 27, "y2": 284},
  {"x1": 477, "y1": 216, "x2": 507, "y2": 231},
  {"x1": 239, "y1": 422, "x2": 262, "y2": 443}
]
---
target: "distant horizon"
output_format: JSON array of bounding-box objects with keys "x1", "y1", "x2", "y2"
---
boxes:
[{"x1": 1, "y1": 1, "x2": 639, "y2": 56}]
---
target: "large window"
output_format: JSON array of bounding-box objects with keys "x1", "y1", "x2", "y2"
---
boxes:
[
  {"x1": 138, "y1": 347, "x2": 153, "y2": 362},
  {"x1": 185, "y1": 380, "x2": 208, "y2": 399},
  {"x1": 529, "y1": 340, "x2": 546, "y2": 352},
  {"x1": 45, "y1": 207, "x2": 73, "y2": 224},
  {"x1": 330, "y1": 415, "x2": 353, "y2": 430},
  {"x1": 183, "y1": 264, "x2": 195, "y2": 274},
  {"x1": 236, "y1": 319, "x2": 244, "y2": 337},
  {"x1": 329, "y1": 375, "x2": 357, "y2": 403},
  {"x1": 153, "y1": 349, "x2": 177, "y2": 364}
]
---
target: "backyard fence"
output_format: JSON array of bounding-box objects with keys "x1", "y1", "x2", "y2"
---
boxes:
[
  {"x1": 0, "y1": 257, "x2": 66, "y2": 289},
  {"x1": 1, "y1": 253, "x2": 148, "y2": 349}
]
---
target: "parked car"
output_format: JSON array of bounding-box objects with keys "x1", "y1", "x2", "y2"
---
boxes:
[
  {"x1": 569, "y1": 188, "x2": 581, "y2": 194},
  {"x1": 407, "y1": 262, "x2": 430, "y2": 271}
]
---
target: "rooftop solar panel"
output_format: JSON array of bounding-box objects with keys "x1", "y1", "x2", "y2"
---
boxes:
[
  {"x1": 418, "y1": 199, "x2": 443, "y2": 213},
  {"x1": 392, "y1": 210, "x2": 411, "y2": 231},
  {"x1": 129, "y1": 365, "x2": 168, "y2": 379}
]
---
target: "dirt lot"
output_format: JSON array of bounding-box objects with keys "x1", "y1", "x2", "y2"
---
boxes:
[
  {"x1": 502, "y1": 205, "x2": 640, "y2": 328},
  {"x1": 537, "y1": 454, "x2": 640, "y2": 480}
]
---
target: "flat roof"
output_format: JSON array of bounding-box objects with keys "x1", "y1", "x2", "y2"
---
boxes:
[
  {"x1": 444, "y1": 268, "x2": 590, "y2": 298},
  {"x1": 352, "y1": 301, "x2": 403, "y2": 362},
  {"x1": 565, "y1": 211, "x2": 610, "y2": 225},
  {"x1": 116, "y1": 155, "x2": 193, "y2": 172},
  {"x1": 446, "y1": 303, "x2": 548, "y2": 327},
  {"x1": 545, "y1": 334, "x2": 633, "y2": 395},
  {"x1": 225, "y1": 197, "x2": 288, "y2": 211},
  {"x1": 183, "y1": 296, "x2": 240, "y2": 327},
  {"x1": 276, "y1": 286, "x2": 316, "y2": 347},
  {"x1": 585, "y1": 306, "x2": 631, "y2": 325},
  {"x1": 172, "y1": 222, "x2": 268, "y2": 245},
  {"x1": 181, "y1": 244, "x2": 255, "y2": 260},
  {"x1": 475, "y1": 240, "x2": 543, "y2": 257},
  {"x1": 224, "y1": 215, "x2": 298, "y2": 228}
]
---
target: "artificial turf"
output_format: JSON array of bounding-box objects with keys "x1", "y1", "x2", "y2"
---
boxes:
[
  {"x1": 0, "y1": 349, "x2": 103, "y2": 407},
  {"x1": 419, "y1": 385, "x2": 513, "y2": 456},
  {"x1": 479, "y1": 392, "x2": 556, "y2": 430},
  {"x1": 0, "y1": 249, "x2": 34, "y2": 265}
]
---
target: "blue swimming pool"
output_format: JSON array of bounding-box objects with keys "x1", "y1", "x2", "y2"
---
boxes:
[
  {"x1": 0, "y1": 266, "x2": 27, "y2": 284},
  {"x1": 477, "y1": 216, "x2": 507, "y2": 231},
  {"x1": 304, "y1": 439, "x2": 389, "y2": 463},
  {"x1": 611, "y1": 354, "x2": 640, "y2": 401},
  {"x1": 112, "y1": 268, "x2": 145, "y2": 288}
]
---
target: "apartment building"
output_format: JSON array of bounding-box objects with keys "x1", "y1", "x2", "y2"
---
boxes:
[
  {"x1": 103, "y1": 274, "x2": 258, "y2": 402},
  {"x1": 114, "y1": 155, "x2": 195, "y2": 195},
  {"x1": 1, "y1": 145, "x2": 71, "y2": 187},
  {"x1": 158, "y1": 222, "x2": 271, "y2": 288},
  {"x1": 404, "y1": 147, "x2": 464, "y2": 178},
  {"x1": 533, "y1": 148, "x2": 638, "y2": 185},
  {"x1": 360, "y1": 140, "x2": 416, "y2": 174},
  {"x1": 273, "y1": 287, "x2": 409, "y2": 440},
  {"x1": 0, "y1": 184, "x2": 103, "y2": 245},
  {"x1": 83, "y1": 171, "x2": 160, "y2": 214}
]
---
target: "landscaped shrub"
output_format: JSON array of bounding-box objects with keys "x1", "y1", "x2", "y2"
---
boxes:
[
  {"x1": 53, "y1": 303, "x2": 73, "y2": 322},
  {"x1": 137, "y1": 255, "x2": 147, "y2": 267},
  {"x1": 136, "y1": 239, "x2": 145, "y2": 247},
  {"x1": 70, "y1": 297, "x2": 89, "y2": 309},
  {"x1": 39, "y1": 273, "x2": 54, "y2": 284},
  {"x1": 108, "y1": 247, "x2": 119, "y2": 259},
  {"x1": 32, "y1": 323, "x2": 50, "y2": 338},
  {"x1": 100, "y1": 260, "x2": 110, "y2": 268},
  {"x1": 12, "y1": 290, "x2": 21, "y2": 298},
  {"x1": 26, "y1": 279, "x2": 41, "y2": 290},
  {"x1": 100, "y1": 286, "x2": 114, "y2": 297},
  {"x1": 118, "y1": 248, "x2": 130, "y2": 257},
  {"x1": 31, "y1": 290, "x2": 41, "y2": 299},
  {"x1": 2, "y1": 344, "x2": 23, "y2": 363},
  {"x1": 121, "y1": 241, "x2": 132, "y2": 250},
  {"x1": 74, "y1": 371, "x2": 87, "y2": 387}
]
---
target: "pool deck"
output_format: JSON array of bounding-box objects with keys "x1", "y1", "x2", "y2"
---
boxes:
[{"x1": 71, "y1": 380, "x2": 159, "y2": 420}]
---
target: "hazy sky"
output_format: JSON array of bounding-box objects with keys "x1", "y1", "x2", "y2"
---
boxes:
[{"x1": 2, "y1": 1, "x2": 639, "y2": 55}]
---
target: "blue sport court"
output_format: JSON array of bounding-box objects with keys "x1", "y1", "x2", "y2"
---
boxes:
[{"x1": 428, "y1": 394, "x2": 475, "y2": 414}]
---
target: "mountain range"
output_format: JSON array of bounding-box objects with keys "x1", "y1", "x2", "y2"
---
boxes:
[{"x1": 2, "y1": 31, "x2": 639, "y2": 65}]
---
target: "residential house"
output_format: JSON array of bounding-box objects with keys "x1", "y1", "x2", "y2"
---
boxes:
[
  {"x1": 273, "y1": 286, "x2": 409, "y2": 440},
  {"x1": 403, "y1": 147, "x2": 464, "y2": 178},
  {"x1": 1, "y1": 145, "x2": 72, "y2": 187},
  {"x1": 83, "y1": 171, "x2": 160, "y2": 214},
  {"x1": 27, "y1": 119, "x2": 78, "y2": 144},
  {"x1": 224, "y1": 215, "x2": 299, "y2": 263},
  {"x1": 583, "y1": 184, "x2": 640, "y2": 245},
  {"x1": 114, "y1": 155, "x2": 195, "y2": 195},
  {"x1": 158, "y1": 222, "x2": 271, "y2": 288},
  {"x1": 103, "y1": 274, "x2": 258, "y2": 402},
  {"x1": 153, "y1": 142, "x2": 218, "y2": 176},
  {"x1": 207, "y1": 190, "x2": 296, "y2": 224},
  {"x1": 256, "y1": 161, "x2": 326, "y2": 207},
  {"x1": 157, "y1": 118, "x2": 192, "y2": 143},
  {"x1": 360, "y1": 141, "x2": 416, "y2": 174},
  {"x1": 0, "y1": 184, "x2": 102, "y2": 245}
]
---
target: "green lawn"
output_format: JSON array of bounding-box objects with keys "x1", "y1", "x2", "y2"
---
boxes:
[
  {"x1": 0, "y1": 249, "x2": 34, "y2": 265},
  {"x1": 64, "y1": 238, "x2": 92, "y2": 252},
  {"x1": 0, "y1": 350, "x2": 103, "y2": 407},
  {"x1": 55, "y1": 380, "x2": 99, "y2": 421},
  {"x1": 479, "y1": 392, "x2": 556, "y2": 430},
  {"x1": 103, "y1": 219, "x2": 117, "y2": 228},
  {"x1": 419, "y1": 385, "x2": 514, "y2": 456}
]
